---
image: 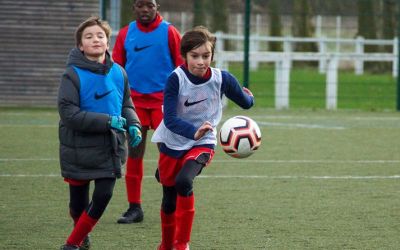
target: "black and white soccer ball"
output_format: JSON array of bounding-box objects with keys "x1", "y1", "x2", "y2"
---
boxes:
[{"x1": 219, "y1": 116, "x2": 262, "y2": 158}]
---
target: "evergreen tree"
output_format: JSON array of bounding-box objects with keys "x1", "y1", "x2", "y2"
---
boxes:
[
  {"x1": 381, "y1": 0, "x2": 396, "y2": 70},
  {"x1": 382, "y1": 0, "x2": 396, "y2": 40},
  {"x1": 209, "y1": 0, "x2": 229, "y2": 49},
  {"x1": 268, "y1": 0, "x2": 282, "y2": 51},
  {"x1": 357, "y1": 0, "x2": 378, "y2": 71},
  {"x1": 292, "y1": 0, "x2": 317, "y2": 52},
  {"x1": 193, "y1": 0, "x2": 207, "y2": 27},
  {"x1": 120, "y1": 0, "x2": 134, "y2": 28},
  {"x1": 357, "y1": 0, "x2": 377, "y2": 41},
  {"x1": 210, "y1": 0, "x2": 228, "y2": 33}
]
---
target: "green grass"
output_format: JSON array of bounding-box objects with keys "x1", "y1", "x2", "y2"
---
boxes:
[
  {"x1": 228, "y1": 64, "x2": 397, "y2": 111},
  {"x1": 1, "y1": 107, "x2": 400, "y2": 249}
]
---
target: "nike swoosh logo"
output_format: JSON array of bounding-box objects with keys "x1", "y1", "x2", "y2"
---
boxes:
[
  {"x1": 94, "y1": 90, "x2": 113, "y2": 100},
  {"x1": 184, "y1": 98, "x2": 207, "y2": 107},
  {"x1": 134, "y1": 45, "x2": 152, "y2": 52}
]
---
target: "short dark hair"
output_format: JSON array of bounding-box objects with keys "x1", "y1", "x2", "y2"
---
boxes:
[
  {"x1": 133, "y1": 0, "x2": 158, "y2": 6},
  {"x1": 180, "y1": 26, "x2": 216, "y2": 60},
  {"x1": 75, "y1": 16, "x2": 111, "y2": 48}
]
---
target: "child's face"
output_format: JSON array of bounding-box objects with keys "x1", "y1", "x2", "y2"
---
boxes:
[
  {"x1": 186, "y1": 42, "x2": 212, "y2": 78},
  {"x1": 79, "y1": 25, "x2": 109, "y2": 62}
]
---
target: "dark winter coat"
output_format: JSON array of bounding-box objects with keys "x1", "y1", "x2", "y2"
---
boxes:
[{"x1": 58, "y1": 48, "x2": 141, "y2": 180}]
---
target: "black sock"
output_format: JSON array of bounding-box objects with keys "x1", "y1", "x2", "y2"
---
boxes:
[{"x1": 129, "y1": 203, "x2": 141, "y2": 210}]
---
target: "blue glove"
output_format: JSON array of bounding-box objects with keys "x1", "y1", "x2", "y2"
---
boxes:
[
  {"x1": 128, "y1": 125, "x2": 142, "y2": 148},
  {"x1": 109, "y1": 116, "x2": 126, "y2": 132}
]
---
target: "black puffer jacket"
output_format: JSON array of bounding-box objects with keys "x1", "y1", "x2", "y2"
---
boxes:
[{"x1": 58, "y1": 48, "x2": 141, "y2": 179}]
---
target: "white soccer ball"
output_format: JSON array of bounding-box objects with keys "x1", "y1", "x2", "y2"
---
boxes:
[{"x1": 219, "y1": 116, "x2": 262, "y2": 158}]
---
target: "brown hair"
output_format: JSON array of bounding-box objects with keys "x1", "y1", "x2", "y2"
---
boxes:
[
  {"x1": 180, "y1": 26, "x2": 216, "y2": 60},
  {"x1": 74, "y1": 16, "x2": 111, "y2": 48}
]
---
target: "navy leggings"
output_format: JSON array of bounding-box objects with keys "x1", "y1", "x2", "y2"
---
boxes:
[
  {"x1": 161, "y1": 159, "x2": 204, "y2": 214},
  {"x1": 69, "y1": 178, "x2": 116, "y2": 220}
]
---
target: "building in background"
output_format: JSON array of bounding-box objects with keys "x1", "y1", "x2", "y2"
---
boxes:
[{"x1": 0, "y1": 0, "x2": 99, "y2": 106}]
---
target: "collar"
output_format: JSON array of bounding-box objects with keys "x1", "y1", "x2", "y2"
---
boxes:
[
  {"x1": 182, "y1": 63, "x2": 212, "y2": 80},
  {"x1": 136, "y1": 13, "x2": 162, "y2": 32}
]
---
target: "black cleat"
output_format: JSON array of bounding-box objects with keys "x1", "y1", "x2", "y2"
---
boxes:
[
  {"x1": 60, "y1": 244, "x2": 79, "y2": 250},
  {"x1": 80, "y1": 235, "x2": 90, "y2": 250},
  {"x1": 117, "y1": 207, "x2": 144, "y2": 224}
]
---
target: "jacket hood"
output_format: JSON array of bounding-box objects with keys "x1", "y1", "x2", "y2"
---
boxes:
[{"x1": 66, "y1": 48, "x2": 113, "y2": 74}]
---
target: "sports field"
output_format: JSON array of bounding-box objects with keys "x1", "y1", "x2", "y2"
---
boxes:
[{"x1": 0, "y1": 107, "x2": 399, "y2": 249}]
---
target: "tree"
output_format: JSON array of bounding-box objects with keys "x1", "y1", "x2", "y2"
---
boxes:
[
  {"x1": 382, "y1": 0, "x2": 396, "y2": 40},
  {"x1": 193, "y1": 0, "x2": 207, "y2": 27},
  {"x1": 357, "y1": 0, "x2": 377, "y2": 41},
  {"x1": 381, "y1": 0, "x2": 396, "y2": 70},
  {"x1": 292, "y1": 0, "x2": 317, "y2": 52},
  {"x1": 209, "y1": 0, "x2": 228, "y2": 33},
  {"x1": 120, "y1": 0, "x2": 134, "y2": 28},
  {"x1": 208, "y1": 0, "x2": 230, "y2": 49},
  {"x1": 357, "y1": 0, "x2": 379, "y2": 71},
  {"x1": 268, "y1": 0, "x2": 282, "y2": 51}
]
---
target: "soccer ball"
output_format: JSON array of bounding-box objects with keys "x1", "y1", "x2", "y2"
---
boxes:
[{"x1": 219, "y1": 116, "x2": 262, "y2": 158}]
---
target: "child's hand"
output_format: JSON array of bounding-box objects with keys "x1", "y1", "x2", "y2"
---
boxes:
[
  {"x1": 109, "y1": 116, "x2": 127, "y2": 132},
  {"x1": 243, "y1": 87, "x2": 253, "y2": 97},
  {"x1": 128, "y1": 125, "x2": 142, "y2": 148},
  {"x1": 194, "y1": 121, "x2": 213, "y2": 140}
]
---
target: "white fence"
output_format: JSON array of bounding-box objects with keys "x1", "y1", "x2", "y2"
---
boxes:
[{"x1": 214, "y1": 33, "x2": 398, "y2": 110}]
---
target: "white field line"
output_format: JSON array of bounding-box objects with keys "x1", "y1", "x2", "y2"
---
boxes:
[
  {"x1": 3, "y1": 112, "x2": 399, "y2": 120},
  {"x1": 197, "y1": 175, "x2": 400, "y2": 179},
  {"x1": 0, "y1": 173, "x2": 399, "y2": 179},
  {"x1": 1, "y1": 158, "x2": 400, "y2": 164},
  {"x1": 257, "y1": 121, "x2": 345, "y2": 130},
  {"x1": 0, "y1": 112, "x2": 56, "y2": 116},
  {"x1": 2, "y1": 158, "x2": 398, "y2": 179},
  {"x1": 0, "y1": 122, "x2": 346, "y2": 129},
  {"x1": 0, "y1": 122, "x2": 344, "y2": 129},
  {"x1": 0, "y1": 124, "x2": 56, "y2": 128},
  {"x1": 1, "y1": 115, "x2": 398, "y2": 129},
  {"x1": 249, "y1": 115, "x2": 400, "y2": 121}
]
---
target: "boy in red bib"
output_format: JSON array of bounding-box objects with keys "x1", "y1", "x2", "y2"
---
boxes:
[{"x1": 112, "y1": 0, "x2": 183, "y2": 224}]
